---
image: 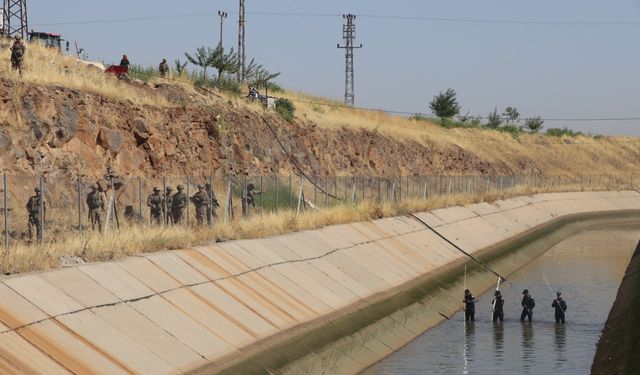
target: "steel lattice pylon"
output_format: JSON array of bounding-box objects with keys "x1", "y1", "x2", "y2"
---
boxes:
[
  {"x1": 2, "y1": 0, "x2": 28, "y2": 38},
  {"x1": 337, "y1": 14, "x2": 362, "y2": 106}
]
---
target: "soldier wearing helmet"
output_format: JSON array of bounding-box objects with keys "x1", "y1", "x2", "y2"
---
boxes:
[
  {"x1": 171, "y1": 185, "x2": 188, "y2": 224},
  {"x1": 11, "y1": 35, "x2": 26, "y2": 75},
  {"x1": 190, "y1": 184, "x2": 208, "y2": 225},
  {"x1": 86, "y1": 183, "x2": 104, "y2": 231},
  {"x1": 147, "y1": 187, "x2": 163, "y2": 225},
  {"x1": 26, "y1": 186, "x2": 45, "y2": 241}
]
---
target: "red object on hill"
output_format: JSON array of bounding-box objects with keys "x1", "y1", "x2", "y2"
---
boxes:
[{"x1": 105, "y1": 65, "x2": 128, "y2": 75}]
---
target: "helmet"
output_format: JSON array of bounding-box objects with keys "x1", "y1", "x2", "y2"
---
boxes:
[
  {"x1": 34, "y1": 187, "x2": 40, "y2": 193},
  {"x1": 153, "y1": 187, "x2": 161, "y2": 192},
  {"x1": 166, "y1": 186, "x2": 173, "y2": 191},
  {"x1": 197, "y1": 184, "x2": 204, "y2": 189},
  {"x1": 522, "y1": 289, "x2": 529, "y2": 294},
  {"x1": 557, "y1": 291, "x2": 562, "y2": 296},
  {"x1": 464, "y1": 289, "x2": 470, "y2": 294},
  {"x1": 177, "y1": 185, "x2": 184, "y2": 191},
  {"x1": 15, "y1": 36, "x2": 21, "y2": 41},
  {"x1": 494, "y1": 290, "x2": 501, "y2": 296},
  {"x1": 247, "y1": 183, "x2": 255, "y2": 190},
  {"x1": 91, "y1": 184, "x2": 98, "y2": 191}
]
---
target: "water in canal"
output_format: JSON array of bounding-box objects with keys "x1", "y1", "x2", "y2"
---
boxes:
[{"x1": 363, "y1": 227, "x2": 640, "y2": 375}]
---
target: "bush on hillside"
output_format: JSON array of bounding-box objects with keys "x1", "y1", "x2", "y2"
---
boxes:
[
  {"x1": 275, "y1": 98, "x2": 296, "y2": 122},
  {"x1": 546, "y1": 127, "x2": 584, "y2": 137}
]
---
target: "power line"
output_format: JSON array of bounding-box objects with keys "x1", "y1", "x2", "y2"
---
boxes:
[{"x1": 30, "y1": 11, "x2": 640, "y2": 28}]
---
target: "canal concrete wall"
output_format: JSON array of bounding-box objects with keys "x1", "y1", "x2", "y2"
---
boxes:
[
  {"x1": 0, "y1": 191, "x2": 638, "y2": 374},
  {"x1": 592, "y1": 238, "x2": 640, "y2": 375}
]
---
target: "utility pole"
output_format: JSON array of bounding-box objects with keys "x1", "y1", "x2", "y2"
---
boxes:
[
  {"x1": 337, "y1": 14, "x2": 362, "y2": 106},
  {"x1": 218, "y1": 10, "x2": 227, "y2": 47},
  {"x1": 2, "y1": 0, "x2": 28, "y2": 38},
  {"x1": 237, "y1": 0, "x2": 246, "y2": 82}
]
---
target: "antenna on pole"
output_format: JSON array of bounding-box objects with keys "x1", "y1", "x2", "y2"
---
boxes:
[
  {"x1": 218, "y1": 10, "x2": 227, "y2": 47},
  {"x1": 237, "y1": 0, "x2": 246, "y2": 82},
  {"x1": 337, "y1": 14, "x2": 363, "y2": 106},
  {"x1": 2, "y1": 0, "x2": 28, "y2": 38}
]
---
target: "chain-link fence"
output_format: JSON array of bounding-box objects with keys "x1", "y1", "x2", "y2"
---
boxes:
[{"x1": 0, "y1": 173, "x2": 637, "y2": 248}]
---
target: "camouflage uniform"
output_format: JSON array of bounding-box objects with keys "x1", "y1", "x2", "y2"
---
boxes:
[
  {"x1": 147, "y1": 188, "x2": 163, "y2": 225},
  {"x1": 162, "y1": 187, "x2": 173, "y2": 224},
  {"x1": 159, "y1": 59, "x2": 169, "y2": 77},
  {"x1": 171, "y1": 185, "x2": 188, "y2": 224},
  {"x1": 86, "y1": 185, "x2": 104, "y2": 231},
  {"x1": 11, "y1": 38, "x2": 26, "y2": 73},
  {"x1": 205, "y1": 183, "x2": 220, "y2": 225},
  {"x1": 242, "y1": 183, "x2": 260, "y2": 218},
  {"x1": 191, "y1": 185, "x2": 208, "y2": 225},
  {"x1": 26, "y1": 188, "x2": 45, "y2": 241}
]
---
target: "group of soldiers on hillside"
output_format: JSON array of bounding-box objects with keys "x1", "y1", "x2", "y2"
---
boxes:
[{"x1": 147, "y1": 184, "x2": 219, "y2": 226}]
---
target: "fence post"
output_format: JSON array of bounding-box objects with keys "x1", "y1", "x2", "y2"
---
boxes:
[
  {"x1": 163, "y1": 177, "x2": 168, "y2": 225},
  {"x1": 224, "y1": 177, "x2": 232, "y2": 223},
  {"x1": 186, "y1": 176, "x2": 190, "y2": 225},
  {"x1": 275, "y1": 174, "x2": 279, "y2": 212},
  {"x1": 138, "y1": 177, "x2": 143, "y2": 222},
  {"x1": 325, "y1": 176, "x2": 329, "y2": 208},
  {"x1": 313, "y1": 175, "x2": 317, "y2": 207},
  {"x1": 39, "y1": 175, "x2": 44, "y2": 244},
  {"x1": 77, "y1": 175, "x2": 82, "y2": 231},
  {"x1": 296, "y1": 175, "x2": 305, "y2": 215},
  {"x1": 3, "y1": 174, "x2": 7, "y2": 249},
  {"x1": 351, "y1": 177, "x2": 357, "y2": 203},
  {"x1": 209, "y1": 175, "x2": 214, "y2": 227},
  {"x1": 260, "y1": 175, "x2": 264, "y2": 213}
]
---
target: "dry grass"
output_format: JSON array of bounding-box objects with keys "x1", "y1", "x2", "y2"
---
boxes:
[
  {"x1": 0, "y1": 42, "x2": 170, "y2": 107},
  {"x1": 1, "y1": 182, "x2": 628, "y2": 275}
]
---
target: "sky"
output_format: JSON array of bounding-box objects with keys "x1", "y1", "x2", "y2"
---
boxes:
[{"x1": 28, "y1": 1, "x2": 640, "y2": 136}]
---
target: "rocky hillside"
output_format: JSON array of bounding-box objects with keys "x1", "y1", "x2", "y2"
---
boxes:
[{"x1": 0, "y1": 77, "x2": 524, "y2": 182}]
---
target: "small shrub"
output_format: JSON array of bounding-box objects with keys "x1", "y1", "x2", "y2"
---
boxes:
[
  {"x1": 546, "y1": 127, "x2": 584, "y2": 137},
  {"x1": 275, "y1": 98, "x2": 296, "y2": 122},
  {"x1": 128, "y1": 64, "x2": 158, "y2": 81}
]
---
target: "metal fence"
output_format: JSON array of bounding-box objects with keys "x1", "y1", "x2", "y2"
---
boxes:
[{"x1": 0, "y1": 173, "x2": 637, "y2": 248}]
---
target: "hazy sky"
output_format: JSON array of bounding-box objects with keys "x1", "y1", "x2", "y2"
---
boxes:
[{"x1": 29, "y1": 1, "x2": 640, "y2": 136}]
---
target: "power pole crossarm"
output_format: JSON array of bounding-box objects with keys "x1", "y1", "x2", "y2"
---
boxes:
[
  {"x1": 218, "y1": 10, "x2": 227, "y2": 47},
  {"x1": 337, "y1": 14, "x2": 363, "y2": 106}
]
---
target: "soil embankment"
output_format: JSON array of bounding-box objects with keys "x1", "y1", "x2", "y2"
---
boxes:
[{"x1": 592, "y1": 239, "x2": 640, "y2": 374}]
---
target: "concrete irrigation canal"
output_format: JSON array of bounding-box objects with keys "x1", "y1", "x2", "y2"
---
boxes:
[{"x1": 0, "y1": 191, "x2": 637, "y2": 374}]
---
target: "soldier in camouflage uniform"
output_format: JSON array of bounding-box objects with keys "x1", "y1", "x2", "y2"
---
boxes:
[
  {"x1": 147, "y1": 187, "x2": 163, "y2": 225},
  {"x1": 163, "y1": 186, "x2": 173, "y2": 224},
  {"x1": 159, "y1": 58, "x2": 169, "y2": 77},
  {"x1": 26, "y1": 187, "x2": 45, "y2": 242},
  {"x1": 171, "y1": 185, "x2": 188, "y2": 224},
  {"x1": 11, "y1": 36, "x2": 26, "y2": 75},
  {"x1": 242, "y1": 183, "x2": 261, "y2": 218},
  {"x1": 86, "y1": 184, "x2": 104, "y2": 231},
  {"x1": 191, "y1": 184, "x2": 209, "y2": 225},
  {"x1": 205, "y1": 183, "x2": 220, "y2": 225}
]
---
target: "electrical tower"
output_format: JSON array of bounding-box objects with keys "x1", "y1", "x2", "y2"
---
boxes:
[
  {"x1": 237, "y1": 0, "x2": 246, "y2": 82},
  {"x1": 2, "y1": 0, "x2": 28, "y2": 38},
  {"x1": 337, "y1": 14, "x2": 362, "y2": 106},
  {"x1": 218, "y1": 10, "x2": 227, "y2": 47}
]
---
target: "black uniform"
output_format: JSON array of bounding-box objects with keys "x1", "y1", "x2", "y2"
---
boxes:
[
  {"x1": 463, "y1": 292, "x2": 477, "y2": 322},
  {"x1": 492, "y1": 295, "x2": 504, "y2": 322},
  {"x1": 521, "y1": 293, "x2": 536, "y2": 322},
  {"x1": 205, "y1": 184, "x2": 219, "y2": 225},
  {"x1": 552, "y1": 297, "x2": 567, "y2": 323}
]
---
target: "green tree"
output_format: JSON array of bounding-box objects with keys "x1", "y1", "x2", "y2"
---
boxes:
[
  {"x1": 502, "y1": 106, "x2": 520, "y2": 125},
  {"x1": 429, "y1": 88, "x2": 460, "y2": 122},
  {"x1": 524, "y1": 116, "x2": 545, "y2": 133},
  {"x1": 486, "y1": 107, "x2": 503, "y2": 129},
  {"x1": 275, "y1": 98, "x2": 295, "y2": 122},
  {"x1": 174, "y1": 59, "x2": 188, "y2": 76},
  {"x1": 210, "y1": 44, "x2": 239, "y2": 84},
  {"x1": 184, "y1": 46, "x2": 213, "y2": 78}
]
